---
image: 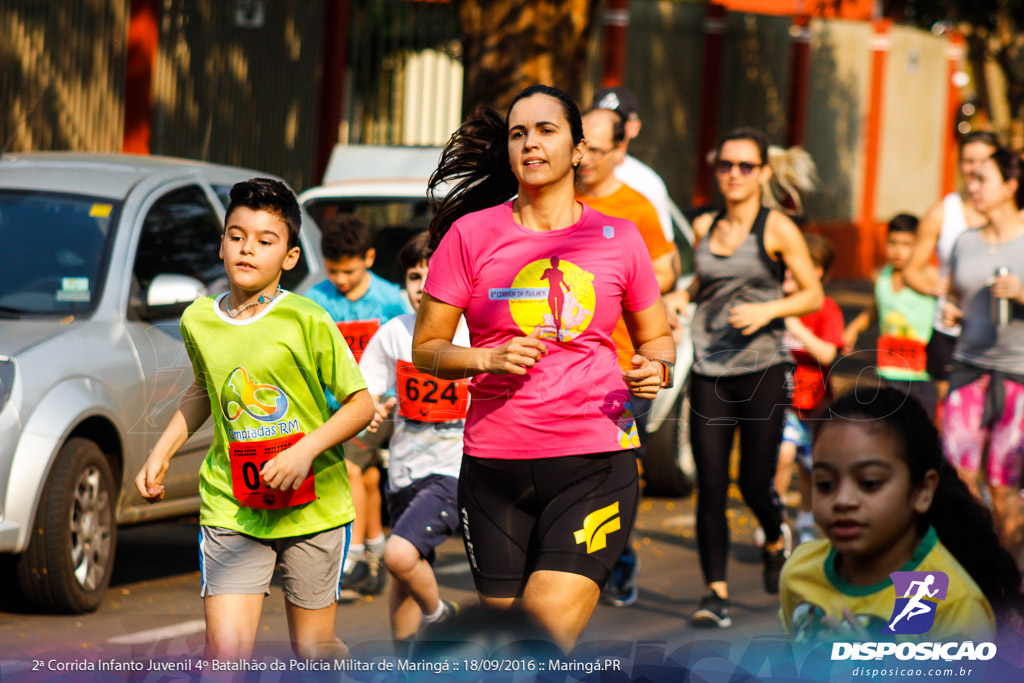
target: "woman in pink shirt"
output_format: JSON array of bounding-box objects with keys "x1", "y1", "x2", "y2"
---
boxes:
[{"x1": 412, "y1": 85, "x2": 675, "y2": 648}]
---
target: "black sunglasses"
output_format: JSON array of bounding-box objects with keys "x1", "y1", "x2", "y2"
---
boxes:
[{"x1": 715, "y1": 160, "x2": 763, "y2": 176}]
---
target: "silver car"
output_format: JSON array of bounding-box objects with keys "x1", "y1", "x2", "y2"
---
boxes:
[
  {"x1": 300, "y1": 145, "x2": 696, "y2": 497},
  {"x1": 0, "y1": 153, "x2": 324, "y2": 612}
]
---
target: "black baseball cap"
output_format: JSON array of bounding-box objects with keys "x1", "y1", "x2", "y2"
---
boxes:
[{"x1": 592, "y1": 87, "x2": 639, "y2": 119}]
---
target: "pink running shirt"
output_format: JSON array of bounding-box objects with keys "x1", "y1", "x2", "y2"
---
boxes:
[{"x1": 424, "y1": 201, "x2": 660, "y2": 459}]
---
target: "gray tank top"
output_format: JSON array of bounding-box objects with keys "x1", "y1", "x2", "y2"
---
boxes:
[
  {"x1": 691, "y1": 207, "x2": 791, "y2": 377},
  {"x1": 950, "y1": 228, "x2": 1024, "y2": 374}
]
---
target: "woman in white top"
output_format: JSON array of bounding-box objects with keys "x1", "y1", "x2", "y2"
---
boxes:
[{"x1": 903, "y1": 131, "x2": 998, "y2": 403}]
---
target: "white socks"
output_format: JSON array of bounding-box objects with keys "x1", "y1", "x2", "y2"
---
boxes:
[{"x1": 423, "y1": 601, "x2": 446, "y2": 622}]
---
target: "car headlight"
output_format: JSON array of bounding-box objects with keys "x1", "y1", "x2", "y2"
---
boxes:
[{"x1": 0, "y1": 357, "x2": 13, "y2": 409}]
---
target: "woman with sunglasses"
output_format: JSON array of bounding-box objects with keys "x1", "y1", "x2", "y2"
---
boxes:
[
  {"x1": 413, "y1": 85, "x2": 674, "y2": 649},
  {"x1": 683, "y1": 128, "x2": 822, "y2": 628}
]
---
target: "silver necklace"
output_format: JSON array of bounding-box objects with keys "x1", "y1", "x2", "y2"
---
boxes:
[{"x1": 226, "y1": 285, "x2": 282, "y2": 318}]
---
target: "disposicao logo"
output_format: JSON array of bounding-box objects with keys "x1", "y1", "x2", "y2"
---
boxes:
[
  {"x1": 221, "y1": 367, "x2": 289, "y2": 422},
  {"x1": 831, "y1": 569, "x2": 997, "y2": 662},
  {"x1": 884, "y1": 570, "x2": 948, "y2": 635}
]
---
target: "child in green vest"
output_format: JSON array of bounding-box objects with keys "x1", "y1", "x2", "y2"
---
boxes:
[
  {"x1": 135, "y1": 178, "x2": 375, "y2": 664},
  {"x1": 844, "y1": 214, "x2": 939, "y2": 417}
]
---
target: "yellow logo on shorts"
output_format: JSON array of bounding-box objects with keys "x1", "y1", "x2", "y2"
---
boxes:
[{"x1": 573, "y1": 502, "x2": 621, "y2": 553}]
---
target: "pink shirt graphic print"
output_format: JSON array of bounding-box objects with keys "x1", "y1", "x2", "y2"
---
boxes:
[{"x1": 424, "y1": 201, "x2": 660, "y2": 459}]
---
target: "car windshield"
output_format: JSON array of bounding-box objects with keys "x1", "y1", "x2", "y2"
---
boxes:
[{"x1": 0, "y1": 190, "x2": 119, "y2": 316}]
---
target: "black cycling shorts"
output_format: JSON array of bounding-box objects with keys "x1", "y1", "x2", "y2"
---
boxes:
[{"x1": 457, "y1": 450, "x2": 639, "y2": 598}]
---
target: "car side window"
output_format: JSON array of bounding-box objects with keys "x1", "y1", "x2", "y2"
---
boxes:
[
  {"x1": 212, "y1": 184, "x2": 232, "y2": 212},
  {"x1": 133, "y1": 185, "x2": 228, "y2": 294}
]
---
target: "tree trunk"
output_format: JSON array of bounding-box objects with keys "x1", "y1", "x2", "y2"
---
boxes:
[{"x1": 457, "y1": 0, "x2": 599, "y2": 116}]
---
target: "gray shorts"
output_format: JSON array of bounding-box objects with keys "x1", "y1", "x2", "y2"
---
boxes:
[
  {"x1": 198, "y1": 524, "x2": 351, "y2": 610},
  {"x1": 344, "y1": 418, "x2": 391, "y2": 470}
]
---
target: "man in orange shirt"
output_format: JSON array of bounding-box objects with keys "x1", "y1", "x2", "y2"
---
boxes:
[
  {"x1": 577, "y1": 107, "x2": 678, "y2": 607},
  {"x1": 577, "y1": 107, "x2": 677, "y2": 366}
]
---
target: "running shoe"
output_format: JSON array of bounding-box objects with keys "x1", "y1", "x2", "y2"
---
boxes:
[
  {"x1": 602, "y1": 547, "x2": 640, "y2": 607},
  {"x1": 366, "y1": 536, "x2": 387, "y2": 563},
  {"x1": 754, "y1": 523, "x2": 792, "y2": 553},
  {"x1": 762, "y1": 524, "x2": 792, "y2": 594},
  {"x1": 437, "y1": 599, "x2": 459, "y2": 624},
  {"x1": 762, "y1": 547, "x2": 788, "y2": 594},
  {"x1": 360, "y1": 554, "x2": 387, "y2": 596},
  {"x1": 340, "y1": 554, "x2": 373, "y2": 593},
  {"x1": 418, "y1": 599, "x2": 460, "y2": 638},
  {"x1": 692, "y1": 590, "x2": 732, "y2": 628}
]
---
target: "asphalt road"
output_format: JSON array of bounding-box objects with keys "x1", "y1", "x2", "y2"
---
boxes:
[
  {"x1": 0, "y1": 282, "x2": 896, "y2": 679},
  {"x1": 0, "y1": 485, "x2": 791, "y2": 679}
]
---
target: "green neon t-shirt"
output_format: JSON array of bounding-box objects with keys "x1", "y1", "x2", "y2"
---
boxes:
[
  {"x1": 181, "y1": 291, "x2": 366, "y2": 538},
  {"x1": 875, "y1": 265, "x2": 936, "y2": 381}
]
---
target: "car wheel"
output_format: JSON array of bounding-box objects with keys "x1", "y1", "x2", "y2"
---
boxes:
[
  {"x1": 642, "y1": 393, "x2": 695, "y2": 498},
  {"x1": 15, "y1": 437, "x2": 117, "y2": 613}
]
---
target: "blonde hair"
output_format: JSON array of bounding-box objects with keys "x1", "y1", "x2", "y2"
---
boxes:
[{"x1": 765, "y1": 145, "x2": 818, "y2": 215}]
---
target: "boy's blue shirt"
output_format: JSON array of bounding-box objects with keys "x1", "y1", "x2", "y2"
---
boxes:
[
  {"x1": 306, "y1": 272, "x2": 411, "y2": 323},
  {"x1": 307, "y1": 271, "x2": 410, "y2": 411}
]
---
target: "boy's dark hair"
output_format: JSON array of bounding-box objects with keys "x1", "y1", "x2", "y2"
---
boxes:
[
  {"x1": 888, "y1": 213, "x2": 919, "y2": 235},
  {"x1": 321, "y1": 213, "x2": 373, "y2": 261},
  {"x1": 803, "y1": 233, "x2": 835, "y2": 276},
  {"x1": 814, "y1": 387, "x2": 1024, "y2": 622},
  {"x1": 398, "y1": 231, "x2": 431, "y2": 272},
  {"x1": 226, "y1": 178, "x2": 301, "y2": 249}
]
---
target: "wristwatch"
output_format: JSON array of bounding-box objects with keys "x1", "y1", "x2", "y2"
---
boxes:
[{"x1": 655, "y1": 360, "x2": 675, "y2": 389}]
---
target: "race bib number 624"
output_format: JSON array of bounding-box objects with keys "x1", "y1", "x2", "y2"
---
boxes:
[{"x1": 396, "y1": 361, "x2": 469, "y2": 422}]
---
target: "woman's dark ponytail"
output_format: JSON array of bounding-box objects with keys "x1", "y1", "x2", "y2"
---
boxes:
[
  {"x1": 816, "y1": 387, "x2": 1024, "y2": 623},
  {"x1": 427, "y1": 106, "x2": 517, "y2": 250}
]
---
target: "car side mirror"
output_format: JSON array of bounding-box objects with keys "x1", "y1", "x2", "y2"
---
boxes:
[{"x1": 136, "y1": 274, "x2": 207, "y2": 320}]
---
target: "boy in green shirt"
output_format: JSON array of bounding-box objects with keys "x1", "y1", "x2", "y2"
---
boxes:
[
  {"x1": 135, "y1": 178, "x2": 374, "y2": 663},
  {"x1": 843, "y1": 214, "x2": 939, "y2": 417}
]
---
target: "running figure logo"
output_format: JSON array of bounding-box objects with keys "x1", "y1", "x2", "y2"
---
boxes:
[
  {"x1": 489, "y1": 256, "x2": 596, "y2": 342},
  {"x1": 540, "y1": 256, "x2": 570, "y2": 335},
  {"x1": 883, "y1": 571, "x2": 949, "y2": 635}
]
